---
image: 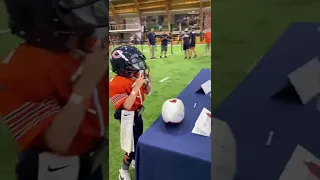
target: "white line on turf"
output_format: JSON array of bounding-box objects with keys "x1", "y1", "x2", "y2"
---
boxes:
[
  {"x1": 159, "y1": 77, "x2": 170, "y2": 83},
  {"x1": 145, "y1": 50, "x2": 183, "y2": 62}
]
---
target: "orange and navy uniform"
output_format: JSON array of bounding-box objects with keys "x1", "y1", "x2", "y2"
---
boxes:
[
  {"x1": 0, "y1": 44, "x2": 109, "y2": 156},
  {"x1": 109, "y1": 75, "x2": 145, "y2": 111},
  {"x1": 205, "y1": 31, "x2": 211, "y2": 44}
]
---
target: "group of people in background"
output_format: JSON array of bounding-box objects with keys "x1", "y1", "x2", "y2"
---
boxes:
[
  {"x1": 182, "y1": 28, "x2": 198, "y2": 59},
  {"x1": 147, "y1": 28, "x2": 172, "y2": 59},
  {"x1": 109, "y1": 27, "x2": 211, "y2": 60},
  {"x1": 180, "y1": 28, "x2": 211, "y2": 59}
]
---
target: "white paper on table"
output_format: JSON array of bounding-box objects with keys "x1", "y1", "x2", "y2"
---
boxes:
[
  {"x1": 192, "y1": 107, "x2": 211, "y2": 137},
  {"x1": 120, "y1": 110, "x2": 135, "y2": 154},
  {"x1": 200, "y1": 80, "x2": 211, "y2": 95},
  {"x1": 279, "y1": 145, "x2": 320, "y2": 180},
  {"x1": 288, "y1": 57, "x2": 320, "y2": 105}
]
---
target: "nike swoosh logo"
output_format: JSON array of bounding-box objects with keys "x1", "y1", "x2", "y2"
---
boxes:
[
  {"x1": 124, "y1": 114, "x2": 130, "y2": 116},
  {"x1": 47, "y1": 165, "x2": 70, "y2": 172}
]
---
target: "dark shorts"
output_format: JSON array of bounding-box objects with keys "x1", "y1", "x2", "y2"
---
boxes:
[
  {"x1": 161, "y1": 45, "x2": 167, "y2": 52},
  {"x1": 183, "y1": 44, "x2": 190, "y2": 50},
  {"x1": 190, "y1": 42, "x2": 195, "y2": 47}
]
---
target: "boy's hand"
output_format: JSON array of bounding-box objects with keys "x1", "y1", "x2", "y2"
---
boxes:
[
  {"x1": 73, "y1": 40, "x2": 107, "y2": 98},
  {"x1": 133, "y1": 75, "x2": 145, "y2": 91}
]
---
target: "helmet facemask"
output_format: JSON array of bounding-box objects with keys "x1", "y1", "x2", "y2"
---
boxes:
[{"x1": 126, "y1": 55, "x2": 150, "y2": 78}]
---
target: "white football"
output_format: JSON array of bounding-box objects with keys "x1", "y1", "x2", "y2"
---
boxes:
[{"x1": 161, "y1": 98, "x2": 185, "y2": 123}]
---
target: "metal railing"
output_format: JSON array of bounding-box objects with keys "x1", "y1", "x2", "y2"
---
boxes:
[{"x1": 109, "y1": 24, "x2": 140, "y2": 31}]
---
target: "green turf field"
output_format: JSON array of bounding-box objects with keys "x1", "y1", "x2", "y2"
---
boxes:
[{"x1": 1, "y1": 0, "x2": 320, "y2": 179}]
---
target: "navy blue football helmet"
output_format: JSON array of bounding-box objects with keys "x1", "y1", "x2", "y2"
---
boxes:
[{"x1": 110, "y1": 45, "x2": 149, "y2": 78}]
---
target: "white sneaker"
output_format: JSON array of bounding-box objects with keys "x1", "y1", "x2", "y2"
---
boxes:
[
  {"x1": 131, "y1": 160, "x2": 135, "y2": 169},
  {"x1": 119, "y1": 169, "x2": 131, "y2": 180}
]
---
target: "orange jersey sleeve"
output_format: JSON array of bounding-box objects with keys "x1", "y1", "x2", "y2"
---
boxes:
[
  {"x1": 0, "y1": 45, "x2": 78, "y2": 151},
  {"x1": 1, "y1": 45, "x2": 108, "y2": 155},
  {"x1": 0, "y1": 93, "x2": 60, "y2": 151},
  {"x1": 0, "y1": 46, "x2": 63, "y2": 151},
  {"x1": 109, "y1": 76, "x2": 129, "y2": 110},
  {"x1": 109, "y1": 75, "x2": 146, "y2": 111}
]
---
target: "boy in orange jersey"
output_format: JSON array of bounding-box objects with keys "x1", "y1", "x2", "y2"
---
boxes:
[
  {"x1": 109, "y1": 45, "x2": 151, "y2": 180},
  {"x1": 0, "y1": 0, "x2": 109, "y2": 179}
]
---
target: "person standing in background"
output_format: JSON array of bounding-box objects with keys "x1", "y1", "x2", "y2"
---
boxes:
[
  {"x1": 204, "y1": 28, "x2": 211, "y2": 56},
  {"x1": 154, "y1": 32, "x2": 157, "y2": 51},
  {"x1": 147, "y1": 28, "x2": 156, "y2": 59},
  {"x1": 183, "y1": 28, "x2": 191, "y2": 59},
  {"x1": 160, "y1": 31, "x2": 169, "y2": 58},
  {"x1": 109, "y1": 36, "x2": 113, "y2": 54},
  {"x1": 168, "y1": 32, "x2": 172, "y2": 45},
  {"x1": 134, "y1": 34, "x2": 138, "y2": 46},
  {"x1": 189, "y1": 28, "x2": 198, "y2": 58}
]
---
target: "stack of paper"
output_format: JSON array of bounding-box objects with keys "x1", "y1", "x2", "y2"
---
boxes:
[
  {"x1": 201, "y1": 80, "x2": 211, "y2": 95},
  {"x1": 192, "y1": 108, "x2": 211, "y2": 137}
]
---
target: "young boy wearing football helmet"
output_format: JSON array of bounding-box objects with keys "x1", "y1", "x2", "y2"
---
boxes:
[{"x1": 109, "y1": 45, "x2": 152, "y2": 180}]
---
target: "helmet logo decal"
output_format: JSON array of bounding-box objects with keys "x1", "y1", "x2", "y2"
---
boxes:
[
  {"x1": 112, "y1": 50, "x2": 129, "y2": 61},
  {"x1": 169, "y1": 99, "x2": 177, "y2": 103},
  {"x1": 112, "y1": 50, "x2": 123, "y2": 59}
]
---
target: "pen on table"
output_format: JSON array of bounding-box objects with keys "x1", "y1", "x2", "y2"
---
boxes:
[{"x1": 266, "y1": 129, "x2": 274, "y2": 148}]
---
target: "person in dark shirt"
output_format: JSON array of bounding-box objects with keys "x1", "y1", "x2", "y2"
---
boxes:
[
  {"x1": 168, "y1": 33, "x2": 172, "y2": 44},
  {"x1": 154, "y1": 33, "x2": 157, "y2": 51},
  {"x1": 178, "y1": 32, "x2": 182, "y2": 42},
  {"x1": 160, "y1": 31, "x2": 169, "y2": 58},
  {"x1": 189, "y1": 29, "x2": 198, "y2": 58},
  {"x1": 183, "y1": 28, "x2": 191, "y2": 59},
  {"x1": 147, "y1": 28, "x2": 156, "y2": 59},
  {"x1": 134, "y1": 35, "x2": 138, "y2": 46}
]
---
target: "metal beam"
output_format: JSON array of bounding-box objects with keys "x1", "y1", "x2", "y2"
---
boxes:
[
  {"x1": 109, "y1": 2, "x2": 120, "y2": 28},
  {"x1": 109, "y1": 0, "x2": 211, "y2": 15},
  {"x1": 199, "y1": 0, "x2": 204, "y2": 31},
  {"x1": 133, "y1": 0, "x2": 142, "y2": 25},
  {"x1": 165, "y1": 0, "x2": 171, "y2": 32},
  {"x1": 171, "y1": 1, "x2": 199, "y2": 6},
  {"x1": 139, "y1": 2, "x2": 165, "y2": 10}
]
